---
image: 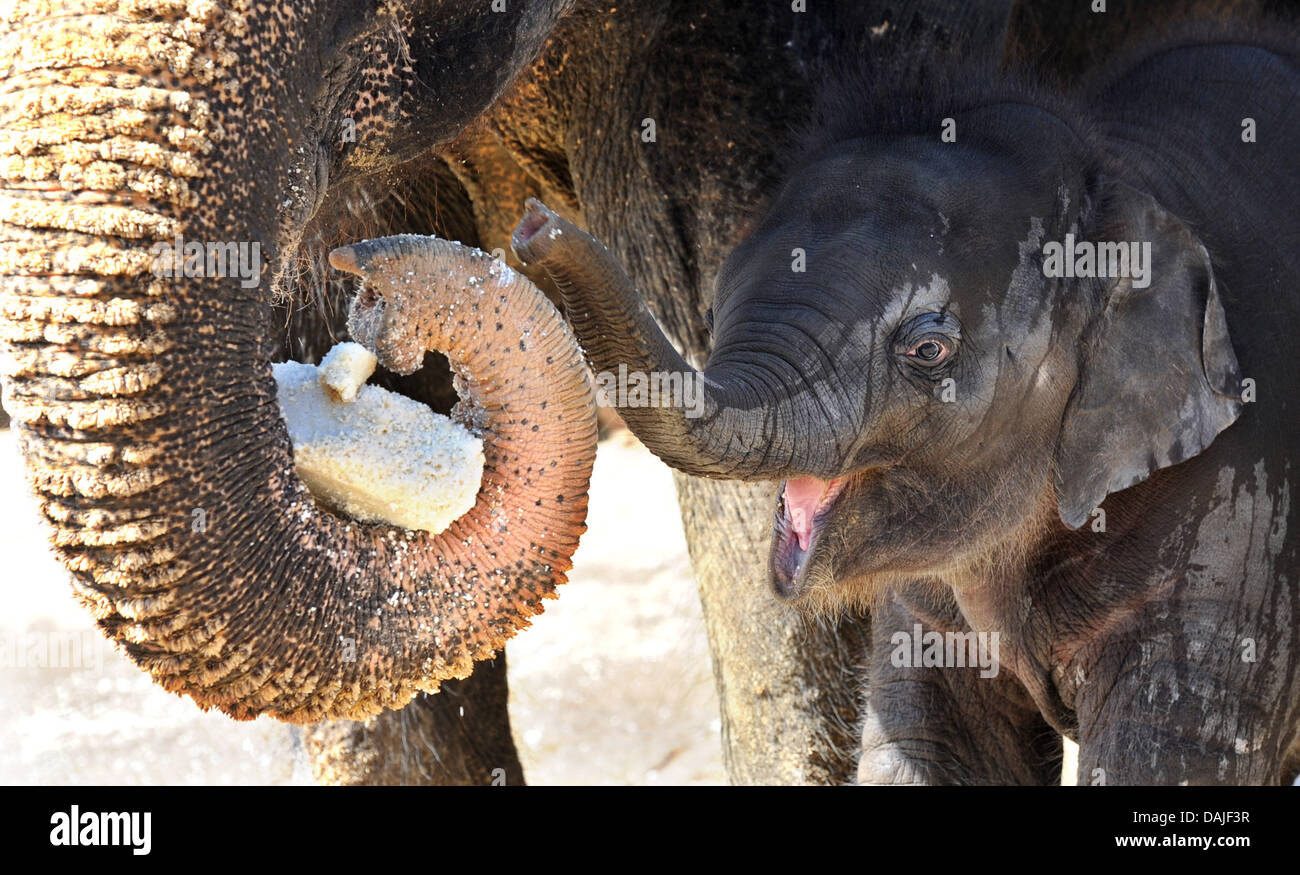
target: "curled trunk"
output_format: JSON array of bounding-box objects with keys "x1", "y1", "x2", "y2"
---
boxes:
[{"x1": 7, "y1": 224, "x2": 595, "y2": 722}]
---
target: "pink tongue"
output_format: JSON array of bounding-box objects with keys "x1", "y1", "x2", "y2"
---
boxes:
[{"x1": 784, "y1": 476, "x2": 832, "y2": 551}]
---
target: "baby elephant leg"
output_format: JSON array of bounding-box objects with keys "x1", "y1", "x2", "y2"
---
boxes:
[{"x1": 859, "y1": 589, "x2": 1062, "y2": 785}]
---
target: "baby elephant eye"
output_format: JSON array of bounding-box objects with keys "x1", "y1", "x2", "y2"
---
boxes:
[
  {"x1": 894, "y1": 312, "x2": 960, "y2": 369},
  {"x1": 907, "y1": 337, "x2": 950, "y2": 364}
]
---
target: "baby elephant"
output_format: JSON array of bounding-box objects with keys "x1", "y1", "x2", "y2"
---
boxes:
[{"x1": 516, "y1": 19, "x2": 1300, "y2": 784}]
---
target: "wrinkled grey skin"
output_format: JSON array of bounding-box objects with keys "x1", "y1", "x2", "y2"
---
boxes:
[
  {"x1": 524, "y1": 23, "x2": 1299, "y2": 783},
  {"x1": 4, "y1": 0, "x2": 1284, "y2": 786}
]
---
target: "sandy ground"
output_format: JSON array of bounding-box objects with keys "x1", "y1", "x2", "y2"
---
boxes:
[{"x1": 0, "y1": 427, "x2": 1077, "y2": 785}]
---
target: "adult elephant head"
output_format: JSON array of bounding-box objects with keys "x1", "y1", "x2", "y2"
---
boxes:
[{"x1": 0, "y1": 0, "x2": 591, "y2": 722}]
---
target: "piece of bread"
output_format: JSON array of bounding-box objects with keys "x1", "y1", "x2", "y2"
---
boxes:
[{"x1": 273, "y1": 343, "x2": 484, "y2": 533}]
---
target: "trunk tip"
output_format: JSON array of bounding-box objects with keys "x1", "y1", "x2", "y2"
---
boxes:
[
  {"x1": 328, "y1": 245, "x2": 361, "y2": 275},
  {"x1": 511, "y1": 198, "x2": 560, "y2": 263}
]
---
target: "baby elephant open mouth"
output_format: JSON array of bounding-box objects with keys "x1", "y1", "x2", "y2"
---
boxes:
[{"x1": 772, "y1": 475, "x2": 849, "y2": 599}]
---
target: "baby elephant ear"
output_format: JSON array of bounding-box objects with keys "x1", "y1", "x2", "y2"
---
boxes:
[{"x1": 1054, "y1": 186, "x2": 1243, "y2": 529}]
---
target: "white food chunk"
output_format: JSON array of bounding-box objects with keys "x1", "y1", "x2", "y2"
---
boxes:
[
  {"x1": 318, "y1": 342, "x2": 378, "y2": 402},
  {"x1": 273, "y1": 354, "x2": 484, "y2": 534}
]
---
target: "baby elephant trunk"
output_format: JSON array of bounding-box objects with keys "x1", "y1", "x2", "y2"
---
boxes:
[{"x1": 512, "y1": 199, "x2": 839, "y2": 480}]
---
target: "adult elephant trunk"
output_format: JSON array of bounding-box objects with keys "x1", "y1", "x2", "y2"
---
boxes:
[
  {"x1": 5, "y1": 223, "x2": 596, "y2": 723},
  {"x1": 513, "y1": 199, "x2": 842, "y2": 481},
  {"x1": 0, "y1": 4, "x2": 595, "y2": 722}
]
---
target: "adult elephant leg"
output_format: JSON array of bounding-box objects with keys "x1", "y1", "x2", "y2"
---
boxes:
[
  {"x1": 301, "y1": 656, "x2": 522, "y2": 786},
  {"x1": 675, "y1": 475, "x2": 869, "y2": 784}
]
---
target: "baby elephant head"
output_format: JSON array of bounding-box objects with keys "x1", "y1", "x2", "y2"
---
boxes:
[
  {"x1": 516, "y1": 117, "x2": 1243, "y2": 607},
  {"x1": 734, "y1": 131, "x2": 1243, "y2": 603}
]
